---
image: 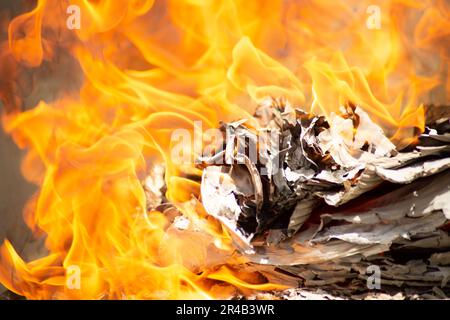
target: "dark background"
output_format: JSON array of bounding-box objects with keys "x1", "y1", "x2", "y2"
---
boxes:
[
  {"x1": 0, "y1": 0, "x2": 36, "y2": 294},
  {"x1": 0, "y1": 0, "x2": 83, "y2": 294}
]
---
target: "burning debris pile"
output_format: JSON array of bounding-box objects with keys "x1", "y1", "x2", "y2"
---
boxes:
[
  {"x1": 198, "y1": 99, "x2": 450, "y2": 296},
  {"x1": 2, "y1": 0, "x2": 450, "y2": 301}
]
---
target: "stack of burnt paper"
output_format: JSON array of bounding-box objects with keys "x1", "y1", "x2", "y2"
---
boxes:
[{"x1": 199, "y1": 99, "x2": 450, "y2": 285}]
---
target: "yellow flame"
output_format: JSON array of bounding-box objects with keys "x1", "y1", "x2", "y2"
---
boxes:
[{"x1": 0, "y1": 0, "x2": 448, "y2": 299}]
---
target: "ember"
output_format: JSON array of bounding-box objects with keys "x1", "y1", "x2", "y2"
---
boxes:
[{"x1": 0, "y1": 0, "x2": 449, "y2": 300}]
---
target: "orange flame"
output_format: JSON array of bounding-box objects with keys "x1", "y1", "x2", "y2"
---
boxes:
[{"x1": 0, "y1": 0, "x2": 449, "y2": 299}]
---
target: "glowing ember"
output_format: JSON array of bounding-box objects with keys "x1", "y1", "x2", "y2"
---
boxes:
[{"x1": 0, "y1": 0, "x2": 448, "y2": 299}]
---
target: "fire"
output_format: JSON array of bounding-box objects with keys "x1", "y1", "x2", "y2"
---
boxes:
[{"x1": 0, "y1": 0, "x2": 448, "y2": 299}]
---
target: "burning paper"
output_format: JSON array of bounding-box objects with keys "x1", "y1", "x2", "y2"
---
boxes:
[
  {"x1": 200, "y1": 98, "x2": 450, "y2": 268},
  {"x1": 0, "y1": 0, "x2": 449, "y2": 300}
]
